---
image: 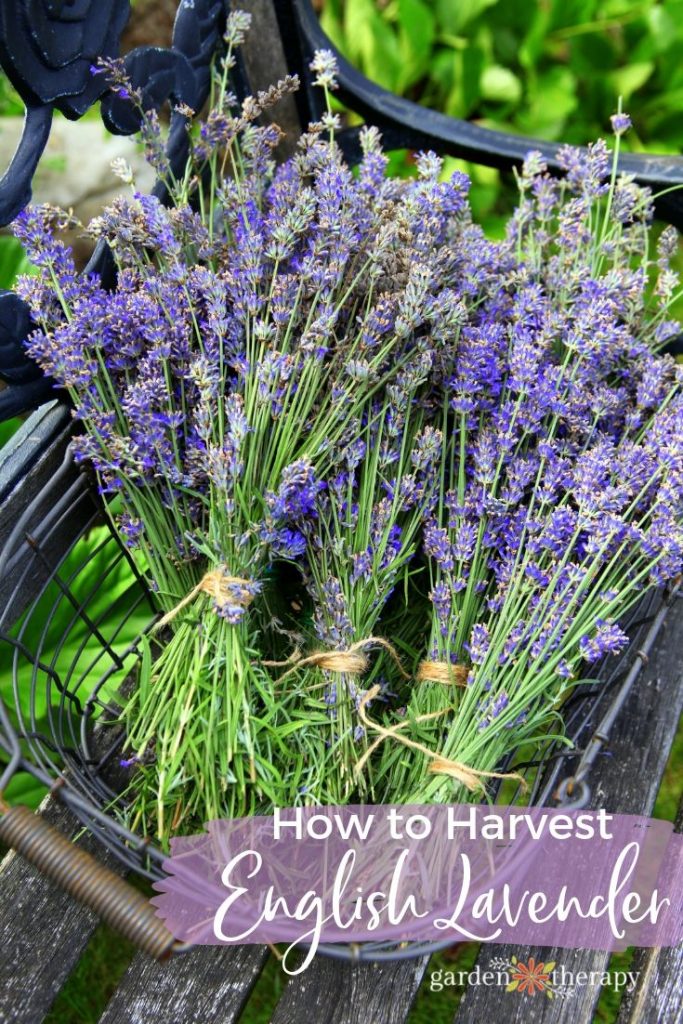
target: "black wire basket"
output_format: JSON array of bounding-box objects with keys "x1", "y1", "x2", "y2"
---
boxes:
[{"x1": 0, "y1": 440, "x2": 677, "y2": 963}]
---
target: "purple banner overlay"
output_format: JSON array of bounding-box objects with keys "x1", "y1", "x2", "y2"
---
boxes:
[{"x1": 152, "y1": 805, "x2": 683, "y2": 972}]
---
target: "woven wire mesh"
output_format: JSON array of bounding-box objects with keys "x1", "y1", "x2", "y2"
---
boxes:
[{"x1": 0, "y1": 446, "x2": 676, "y2": 961}]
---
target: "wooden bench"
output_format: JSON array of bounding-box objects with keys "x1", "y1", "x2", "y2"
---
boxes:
[{"x1": 1, "y1": 2, "x2": 682, "y2": 1022}]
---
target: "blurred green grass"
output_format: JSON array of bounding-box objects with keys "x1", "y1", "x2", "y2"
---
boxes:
[
  {"x1": 321, "y1": 1, "x2": 683, "y2": 167},
  {"x1": 321, "y1": 0, "x2": 683, "y2": 271}
]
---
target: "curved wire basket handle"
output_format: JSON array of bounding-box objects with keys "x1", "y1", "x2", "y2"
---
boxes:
[{"x1": 0, "y1": 798, "x2": 184, "y2": 961}]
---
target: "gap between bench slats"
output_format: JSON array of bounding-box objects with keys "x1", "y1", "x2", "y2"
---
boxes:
[{"x1": 452, "y1": 593, "x2": 683, "y2": 1024}]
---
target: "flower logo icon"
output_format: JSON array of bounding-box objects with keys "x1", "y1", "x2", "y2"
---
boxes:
[{"x1": 506, "y1": 956, "x2": 556, "y2": 997}]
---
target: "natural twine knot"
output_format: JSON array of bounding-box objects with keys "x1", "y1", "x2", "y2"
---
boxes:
[
  {"x1": 152, "y1": 568, "x2": 256, "y2": 633},
  {"x1": 307, "y1": 650, "x2": 370, "y2": 674},
  {"x1": 355, "y1": 684, "x2": 527, "y2": 796},
  {"x1": 416, "y1": 660, "x2": 469, "y2": 686},
  {"x1": 268, "y1": 636, "x2": 409, "y2": 685}
]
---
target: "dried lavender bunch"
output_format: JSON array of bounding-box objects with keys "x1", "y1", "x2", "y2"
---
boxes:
[
  {"x1": 13, "y1": 26, "x2": 472, "y2": 838},
  {"x1": 376, "y1": 135, "x2": 683, "y2": 804},
  {"x1": 248, "y1": 135, "x2": 527, "y2": 805},
  {"x1": 263, "y1": 395, "x2": 442, "y2": 804}
]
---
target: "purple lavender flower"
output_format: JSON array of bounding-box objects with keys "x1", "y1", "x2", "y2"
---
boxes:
[
  {"x1": 12, "y1": 60, "x2": 683, "y2": 821},
  {"x1": 467, "y1": 623, "x2": 490, "y2": 665},
  {"x1": 579, "y1": 620, "x2": 629, "y2": 662},
  {"x1": 610, "y1": 112, "x2": 632, "y2": 136},
  {"x1": 429, "y1": 581, "x2": 452, "y2": 638},
  {"x1": 268, "y1": 459, "x2": 325, "y2": 522},
  {"x1": 313, "y1": 577, "x2": 354, "y2": 648},
  {"x1": 424, "y1": 520, "x2": 455, "y2": 572},
  {"x1": 119, "y1": 756, "x2": 140, "y2": 769},
  {"x1": 118, "y1": 513, "x2": 144, "y2": 550},
  {"x1": 478, "y1": 689, "x2": 510, "y2": 729}
]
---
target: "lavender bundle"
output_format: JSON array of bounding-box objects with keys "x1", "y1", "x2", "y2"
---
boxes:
[
  {"x1": 12, "y1": 13, "x2": 683, "y2": 841},
  {"x1": 268, "y1": 405, "x2": 441, "y2": 804},
  {"x1": 374, "y1": 140, "x2": 683, "y2": 803},
  {"x1": 13, "y1": 27, "x2": 468, "y2": 838},
  {"x1": 259, "y1": 147, "x2": 489, "y2": 805}
]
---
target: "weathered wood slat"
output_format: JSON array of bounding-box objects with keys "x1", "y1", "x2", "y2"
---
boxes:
[
  {"x1": 616, "y1": 796, "x2": 683, "y2": 1024},
  {"x1": 616, "y1": 942, "x2": 683, "y2": 1024},
  {"x1": 452, "y1": 594, "x2": 683, "y2": 1024},
  {"x1": 270, "y1": 955, "x2": 429, "y2": 1024},
  {"x1": 0, "y1": 798, "x2": 124, "y2": 1024},
  {"x1": 96, "y1": 946, "x2": 269, "y2": 1024}
]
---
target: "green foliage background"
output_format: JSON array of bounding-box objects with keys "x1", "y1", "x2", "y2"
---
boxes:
[
  {"x1": 321, "y1": 0, "x2": 683, "y2": 231},
  {"x1": 323, "y1": 0, "x2": 683, "y2": 144}
]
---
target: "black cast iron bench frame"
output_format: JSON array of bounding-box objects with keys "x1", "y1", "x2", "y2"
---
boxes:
[{"x1": 0, "y1": 2, "x2": 682, "y2": 1022}]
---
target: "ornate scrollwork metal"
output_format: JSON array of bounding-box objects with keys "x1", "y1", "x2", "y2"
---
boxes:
[
  {"x1": 0, "y1": 290, "x2": 54, "y2": 418},
  {"x1": 0, "y1": 0, "x2": 229, "y2": 419},
  {"x1": 0, "y1": 0, "x2": 131, "y2": 224}
]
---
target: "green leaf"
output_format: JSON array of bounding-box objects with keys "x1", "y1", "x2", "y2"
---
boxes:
[
  {"x1": 427, "y1": 47, "x2": 457, "y2": 108},
  {"x1": 435, "y1": 0, "x2": 499, "y2": 35},
  {"x1": 318, "y1": 0, "x2": 346, "y2": 49},
  {"x1": 0, "y1": 72, "x2": 23, "y2": 116},
  {"x1": 645, "y1": 5, "x2": 678, "y2": 54},
  {"x1": 480, "y1": 64, "x2": 522, "y2": 103},
  {"x1": 442, "y1": 45, "x2": 485, "y2": 118},
  {"x1": 569, "y1": 32, "x2": 620, "y2": 77},
  {"x1": 0, "y1": 236, "x2": 32, "y2": 290},
  {"x1": 547, "y1": 0, "x2": 598, "y2": 33},
  {"x1": 516, "y1": 66, "x2": 578, "y2": 139},
  {"x1": 519, "y1": 5, "x2": 552, "y2": 69},
  {"x1": 342, "y1": 0, "x2": 403, "y2": 90},
  {"x1": 596, "y1": 0, "x2": 637, "y2": 16},
  {"x1": 0, "y1": 418, "x2": 23, "y2": 447},
  {"x1": 397, "y1": 0, "x2": 435, "y2": 90},
  {"x1": 608, "y1": 61, "x2": 655, "y2": 100},
  {"x1": 2, "y1": 769, "x2": 47, "y2": 809},
  {"x1": 463, "y1": 47, "x2": 485, "y2": 116}
]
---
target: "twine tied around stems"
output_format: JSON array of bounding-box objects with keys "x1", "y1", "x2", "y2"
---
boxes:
[
  {"x1": 152, "y1": 569, "x2": 256, "y2": 633},
  {"x1": 269, "y1": 636, "x2": 410, "y2": 685},
  {"x1": 416, "y1": 660, "x2": 469, "y2": 686},
  {"x1": 355, "y1": 685, "x2": 528, "y2": 795}
]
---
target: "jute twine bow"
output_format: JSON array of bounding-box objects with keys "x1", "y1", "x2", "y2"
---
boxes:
[
  {"x1": 354, "y1": 661, "x2": 468, "y2": 776},
  {"x1": 153, "y1": 569, "x2": 255, "y2": 633},
  {"x1": 416, "y1": 660, "x2": 469, "y2": 686},
  {"x1": 355, "y1": 685, "x2": 528, "y2": 795},
  {"x1": 269, "y1": 636, "x2": 410, "y2": 685}
]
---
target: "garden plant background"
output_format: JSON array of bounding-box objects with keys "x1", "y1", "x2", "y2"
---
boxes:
[{"x1": 0, "y1": 1, "x2": 681, "y2": 1022}]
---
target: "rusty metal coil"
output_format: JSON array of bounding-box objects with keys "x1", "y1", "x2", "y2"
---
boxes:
[{"x1": 0, "y1": 805, "x2": 176, "y2": 960}]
